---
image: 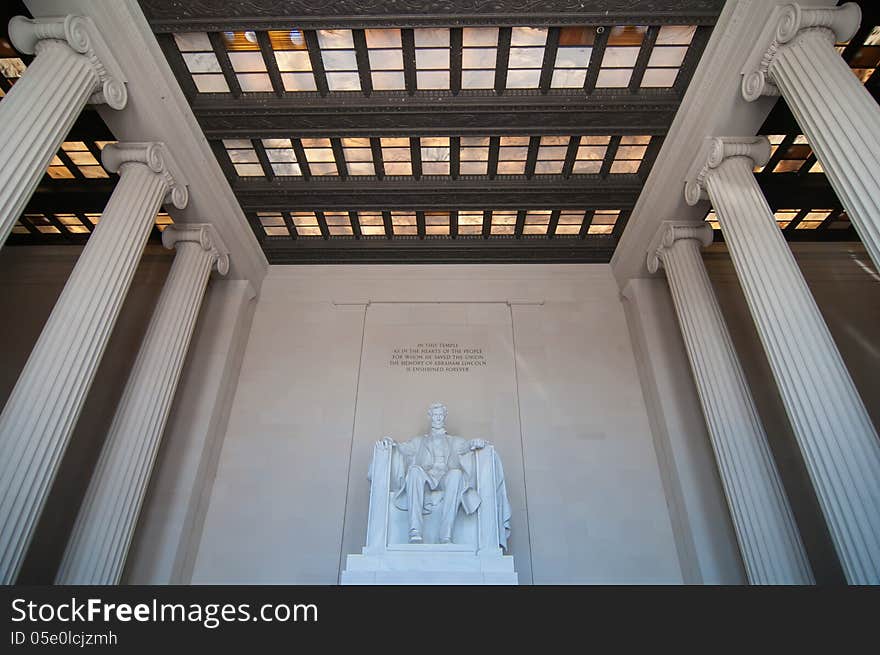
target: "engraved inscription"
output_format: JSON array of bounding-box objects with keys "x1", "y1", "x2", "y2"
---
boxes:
[{"x1": 389, "y1": 343, "x2": 487, "y2": 373}]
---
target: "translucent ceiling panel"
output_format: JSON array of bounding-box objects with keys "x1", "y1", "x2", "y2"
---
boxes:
[
  {"x1": 222, "y1": 30, "x2": 272, "y2": 92},
  {"x1": 507, "y1": 27, "x2": 547, "y2": 89},
  {"x1": 552, "y1": 27, "x2": 595, "y2": 88},
  {"x1": 420, "y1": 137, "x2": 450, "y2": 175},
  {"x1": 588, "y1": 209, "x2": 620, "y2": 234},
  {"x1": 318, "y1": 29, "x2": 361, "y2": 91},
  {"x1": 535, "y1": 136, "x2": 569, "y2": 174},
  {"x1": 415, "y1": 28, "x2": 451, "y2": 90},
  {"x1": 223, "y1": 139, "x2": 263, "y2": 177},
  {"x1": 462, "y1": 27, "x2": 499, "y2": 89},
  {"x1": 261, "y1": 138, "x2": 301, "y2": 176},
  {"x1": 366, "y1": 29, "x2": 405, "y2": 91},
  {"x1": 357, "y1": 210, "x2": 386, "y2": 236},
  {"x1": 596, "y1": 26, "x2": 645, "y2": 88},
  {"x1": 642, "y1": 24, "x2": 695, "y2": 88},
  {"x1": 459, "y1": 136, "x2": 490, "y2": 175},
  {"x1": 301, "y1": 137, "x2": 338, "y2": 175},
  {"x1": 269, "y1": 28, "x2": 318, "y2": 92},
  {"x1": 342, "y1": 137, "x2": 375, "y2": 175},
  {"x1": 457, "y1": 210, "x2": 484, "y2": 235},
  {"x1": 497, "y1": 136, "x2": 529, "y2": 174},
  {"x1": 572, "y1": 135, "x2": 609, "y2": 174},
  {"x1": 175, "y1": 32, "x2": 229, "y2": 93},
  {"x1": 380, "y1": 137, "x2": 412, "y2": 176}
]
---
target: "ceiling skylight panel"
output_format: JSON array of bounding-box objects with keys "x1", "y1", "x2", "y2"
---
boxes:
[
  {"x1": 552, "y1": 27, "x2": 594, "y2": 88},
  {"x1": 366, "y1": 29, "x2": 405, "y2": 90},
  {"x1": 596, "y1": 26, "x2": 645, "y2": 88},
  {"x1": 268, "y1": 28, "x2": 317, "y2": 91},
  {"x1": 175, "y1": 32, "x2": 229, "y2": 93},
  {"x1": 461, "y1": 28, "x2": 498, "y2": 89},
  {"x1": 535, "y1": 136, "x2": 570, "y2": 174},
  {"x1": 380, "y1": 138, "x2": 412, "y2": 176},
  {"x1": 523, "y1": 209, "x2": 552, "y2": 235},
  {"x1": 223, "y1": 139, "x2": 263, "y2": 176},
  {"x1": 261, "y1": 139, "x2": 301, "y2": 176},
  {"x1": 459, "y1": 137, "x2": 490, "y2": 175},
  {"x1": 588, "y1": 209, "x2": 620, "y2": 234},
  {"x1": 301, "y1": 138, "x2": 338, "y2": 175},
  {"x1": 318, "y1": 29, "x2": 361, "y2": 91},
  {"x1": 424, "y1": 211, "x2": 450, "y2": 235},
  {"x1": 357, "y1": 211, "x2": 386, "y2": 236},
  {"x1": 611, "y1": 135, "x2": 650, "y2": 173},
  {"x1": 490, "y1": 210, "x2": 517, "y2": 235},
  {"x1": 221, "y1": 30, "x2": 272, "y2": 92},
  {"x1": 497, "y1": 136, "x2": 529, "y2": 174},
  {"x1": 414, "y1": 28, "x2": 451, "y2": 90},
  {"x1": 573, "y1": 136, "x2": 609, "y2": 174},
  {"x1": 641, "y1": 24, "x2": 694, "y2": 87},
  {"x1": 342, "y1": 137, "x2": 375, "y2": 175},
  {"x1": 556, "y1": 210, "x2": 585, "y2": 235},
  {"x1": 507, "y1": 27, "x2": 547, "y2": 89},
  {"x1": 258, "y1": 212, "x2": 289, "y2": 236},
  {"x1": 392, "y1": 211, "x2": 418, "y2": 235},
  {"x1": 457, "y1": 210, "x2": 484, "y2": 235},
  {"x1": 420, "y1": 137, "x2": 450, "y2": 175}
]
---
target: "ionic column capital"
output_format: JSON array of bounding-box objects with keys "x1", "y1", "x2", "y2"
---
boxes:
[
  {"x1": 162, "y1": 223, "x2": 230, "y2": 275},
  {"x1": 684, "y1": 136, "x2": 770, "y2": 205},
  {"x1": 8, "y1": 15, "x2": 127, "y2": 109},
  {"x1": 647, "y1": 220, "x2": 713, "y2": 274},
  {"x1": 102, "y1": 142, "x2": 189, "y2": 209},
  {"x1": 740, "y1": 2, "x2": 861, "y2": 102}
]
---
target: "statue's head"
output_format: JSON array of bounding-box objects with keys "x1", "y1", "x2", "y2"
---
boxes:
[{"x1": 427, "y1": 403, "x2": 447, "y2": 430}]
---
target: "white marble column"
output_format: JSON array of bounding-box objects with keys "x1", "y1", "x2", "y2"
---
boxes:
[
  {"x1": 57, "y1": 224, "x2": 228, "y2": 585},
  {"x1": 685, "y1": 136, "x2": 880, "y2": 584},
  {"x1": 0, "y1": 15, "x2": 126, "y2": 247},
  {"x1": 647, "y1": 221, "x2": 812, "y2": 584},
  {"x1": 0, "y1": 143, "x2": 187, "y2": 584},
  {"x1": 742, "y1": 3, "x2": 880, "y2": 270}
]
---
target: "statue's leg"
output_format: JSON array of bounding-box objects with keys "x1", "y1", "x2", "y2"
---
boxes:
[
  {"x1": 438, "y1": 469, "x2": 465, "y2": 543},
  {"x1": 404, "y1": 466, "x2": 428, "y2": 542}
]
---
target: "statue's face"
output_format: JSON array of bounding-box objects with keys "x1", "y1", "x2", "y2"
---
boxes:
[{"x1": 429, "y1": 406, "x2": 447, "y2": 430}]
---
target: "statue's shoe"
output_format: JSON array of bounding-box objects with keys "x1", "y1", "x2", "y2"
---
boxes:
[
  {"x1": 409, "y1": 530, "x2": 423, "y2": 543},
  {"x1": 439, "y1": 536, "x2": 452, "y2": 544}
]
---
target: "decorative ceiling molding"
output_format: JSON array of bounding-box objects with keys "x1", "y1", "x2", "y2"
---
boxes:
[
  {"x1": 260, "y1": 234, "x2": 619, "y2": 265},
  {"x1": 140, "y1": 0, "x2": 725, "y2": 31},
  {"x1": 233, "y1": 178, "x2": 642, "y2": 210},
  {"x1": 194, "y1": 94, "x2": 678, "y2": 137}
]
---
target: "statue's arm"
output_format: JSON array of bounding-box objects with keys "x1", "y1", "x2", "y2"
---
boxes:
[{"x1": 396, "y1": 439, "x2": 416, "y2": 457}]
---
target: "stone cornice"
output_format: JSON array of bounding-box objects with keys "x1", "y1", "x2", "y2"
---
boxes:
[
  {"x1": 646, "y1": 220, "x2": 714, "y2": 273},
  {"x1": 740, "y1": 2, "x2": 861, "y2": 101},
  {"x1": 162, "y1": 223, "x2": 230, "y2": 275},
  {"x1": 684, "y1": 136, "x2": 771, "y2": 206},
  {"x1": 101, "y1": 142, "x2": 189, "y2": 209},
  {"x1": 8, "y1": 14, "x2": 128, "y2": 110}
]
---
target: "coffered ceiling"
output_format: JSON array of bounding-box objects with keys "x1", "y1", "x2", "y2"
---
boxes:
[{"x1": 3, "y1": 1, "x2": 872, "y2": 263}]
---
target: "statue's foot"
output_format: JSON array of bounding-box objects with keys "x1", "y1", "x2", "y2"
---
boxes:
[
  {"x1": 439, "y1": 536, "x2": 452, "y2": 544},
  {"x1": 409, "y1": 529, "x2": 423, "y2": 544}
]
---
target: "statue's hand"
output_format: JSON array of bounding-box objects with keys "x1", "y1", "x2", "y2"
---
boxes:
[
  {"x1": 378, "y1": 437, "x2": 396, "y2": 449},
  {"x1": 469, "y1": 439, "x2": 487, "y2": 451}
]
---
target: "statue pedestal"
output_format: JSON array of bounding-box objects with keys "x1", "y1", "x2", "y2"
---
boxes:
[
  {"x1": 342, "y1": 441, "x2": 518, "y2": 585},
  {"x1": 342, "y1": 544, "x2": 517, "y2": 585}
]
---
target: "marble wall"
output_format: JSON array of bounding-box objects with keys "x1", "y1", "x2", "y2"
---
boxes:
[{"x1": 189, "y1": 264, "x2": 687, "y2": 584}]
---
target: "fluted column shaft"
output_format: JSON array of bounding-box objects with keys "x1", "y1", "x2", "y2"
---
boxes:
[
  {"x1": 0, "y1": 143, "x2": 186, "y2": 584},
  {"x1": 57, "y1": 225, "x2": 228, "y2": 584},
  {"x1": 649, "y1": 223, "x2": 813, "y2": 584},
  {"x1": 742, "y1": 3, "x2": 880, "y2": 271},
  {"x1": 0, "y1": 15, "x2": 126, "y2": 247},
  {"x1": 697, "y1": 148, "x2": 880, "y2": 584}
]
